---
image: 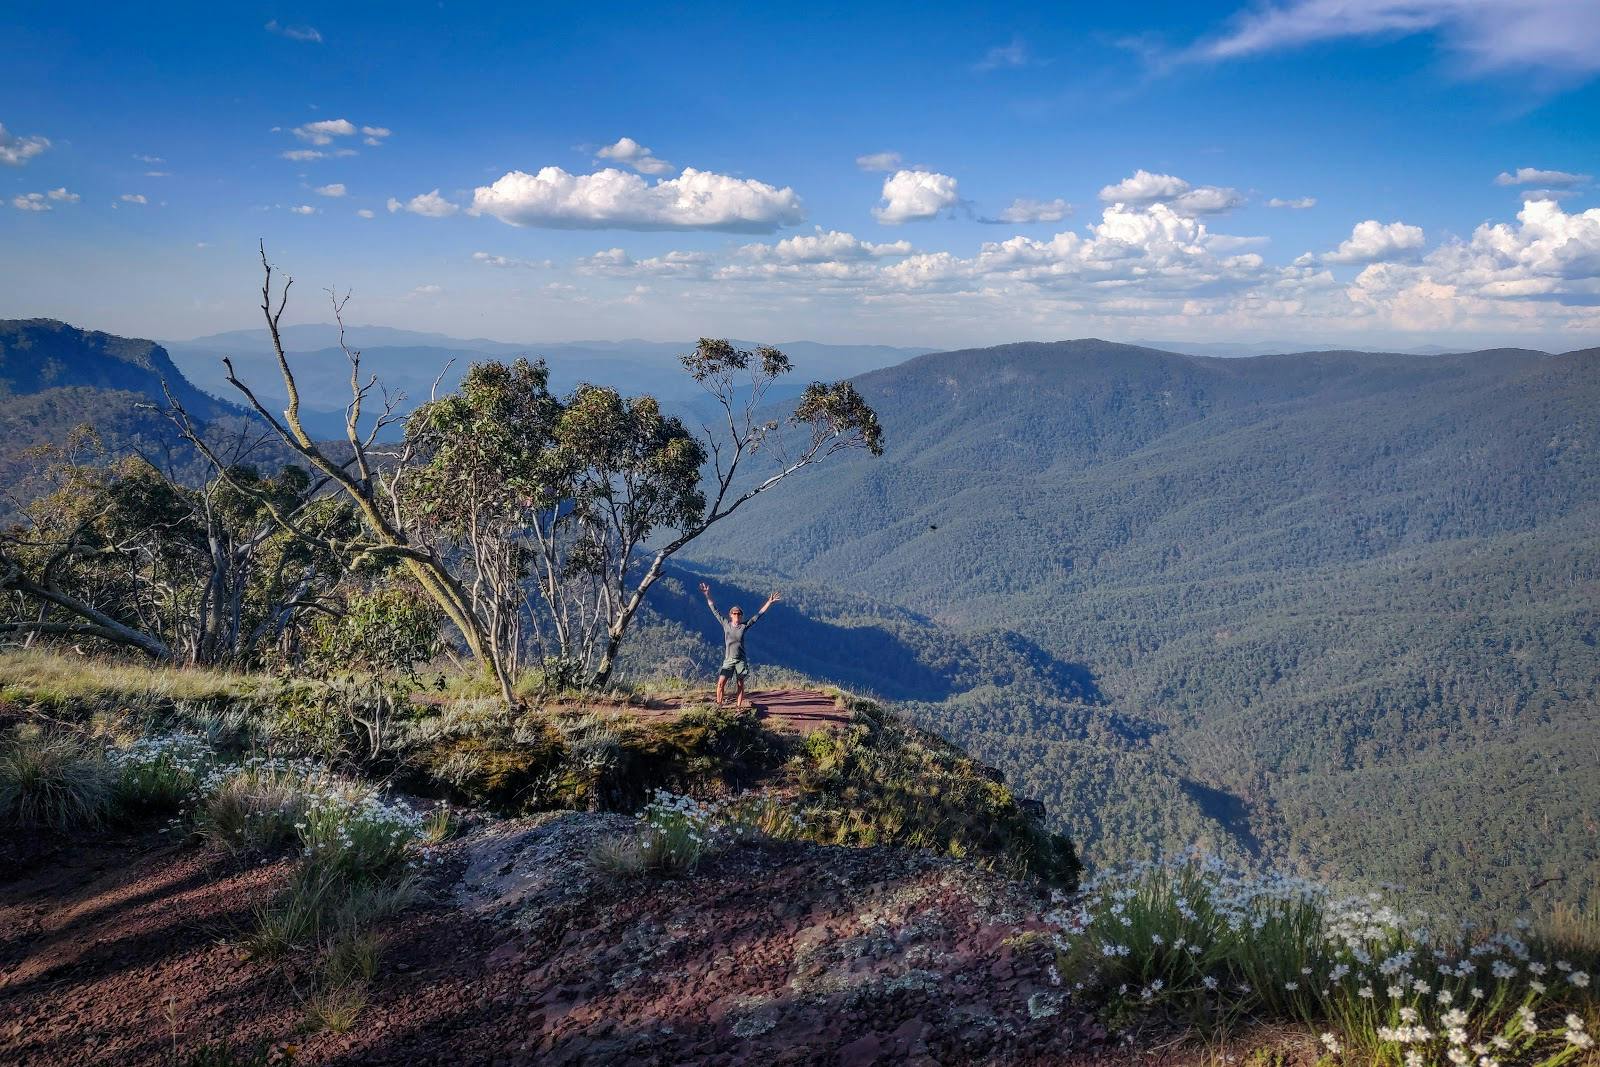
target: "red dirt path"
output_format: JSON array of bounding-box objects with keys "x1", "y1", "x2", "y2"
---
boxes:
[{"x1": 641, "y1": 688, "x2": 854, "y2": 734}]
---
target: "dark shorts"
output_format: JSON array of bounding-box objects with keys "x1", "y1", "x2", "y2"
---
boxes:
[{"x1": 719, "y1": 658, "x2": 750, "y2": 680}]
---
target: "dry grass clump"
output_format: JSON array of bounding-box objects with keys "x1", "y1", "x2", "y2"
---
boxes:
[{"x1": 0, "y1": 728, "x2": 115, "y2": 829}]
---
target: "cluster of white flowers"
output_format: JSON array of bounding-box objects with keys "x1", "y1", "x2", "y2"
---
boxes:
[
  {"x1": 107, "y1": 730, "x2": 214, "y2": 776},
  {"x1": 1042, "y1": 851, "x2": 1596, "y2": 1063}
]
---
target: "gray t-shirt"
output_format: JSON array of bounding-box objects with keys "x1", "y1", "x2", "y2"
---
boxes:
[{"x1": 721, "y1": 616, "x2": 758, "y2": 663}]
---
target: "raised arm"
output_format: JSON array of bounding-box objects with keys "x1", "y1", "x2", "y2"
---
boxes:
[
  {"x1": 698, "y1": 581, "x2": 720, "y2": 619},
  {"x1": 748, "y1": 590, "x2": 781, "y2": 627}
]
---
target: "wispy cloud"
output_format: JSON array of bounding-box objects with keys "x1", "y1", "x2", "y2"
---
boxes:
[
  {"x1": 473, "y1": 251, "x2": 555, "y2": 269},
  {"x1": 1267, "y1": 196, "x2": 1318, "y2": 209},
  {"x1": 980, "y1": 197, "x2": 1071, "y2": 224},
  {"x1": 0, "y1": 122, "x2": 50, "y2": 166},
  {"x1": 1494, "y1": 167, "x2": 1590, "y2": 187},
  {"x1": 1191, "y1": 0, "x2": 1600, "y2": 81},
  {"x1": 855, "y1": 151, "x2": 903, "y2": 173},
  {"x1": 266, "y1": 19, "x2": 323, "y2": 43},
  {"x1": 973, "y1": 36, "x2": 1042, "y2": 73}
]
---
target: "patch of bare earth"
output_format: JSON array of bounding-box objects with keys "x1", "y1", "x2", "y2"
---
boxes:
[
  {"x1": 0, "y1": 831, "x2": 301, "y2": 1065},
  {"x1": 0, "y1": 814, "x2": 1319, "y2": 1066}
]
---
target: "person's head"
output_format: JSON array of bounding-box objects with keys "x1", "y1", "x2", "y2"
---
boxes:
[{"x1": 728, "y1": 606, "x2": 743, "y2": 623}]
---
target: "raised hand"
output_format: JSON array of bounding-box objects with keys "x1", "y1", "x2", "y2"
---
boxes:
[{"x1": 699, "y1": 582, "x2": 711, "y2": 596}]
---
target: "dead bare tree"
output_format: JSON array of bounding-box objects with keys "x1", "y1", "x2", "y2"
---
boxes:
[{"x1": 169, "y1": 246, "x2": 518, "y2": 702}]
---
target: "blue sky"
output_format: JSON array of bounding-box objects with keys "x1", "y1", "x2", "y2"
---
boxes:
[{"x1": 3, "y1": 0, "x2": 1599, "y2": 349}]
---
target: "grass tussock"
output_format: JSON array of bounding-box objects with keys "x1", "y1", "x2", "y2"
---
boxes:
[{"x1": 0, "y1": 728, "x2": 115, "y2": 829}]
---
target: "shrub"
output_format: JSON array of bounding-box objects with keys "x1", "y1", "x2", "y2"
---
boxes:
[
  {"x1": 297, "y1": 784, "x2": 422, "y2": 882},
  {"x1": 1048, "y1": 853, "x2": 1597, "y2": 1063},
  {"x1": 591, "y1": 789, "x2": 723, "y2": 876},
  {"x1": 109, "y1": 731, "x2": 214, "y2": 817},
  {"x1": 244, "y1": 863, "x2": 345, "y2": 961},
  {"x1": 196, "y1": 758, "x2": 316, "y2": 856},
  {"x1": 792, "y1": 712, "x2": 1080, "y2": 887},
  {"x1": 0, "y1": 729, "x2": 115, "y2": 829}
]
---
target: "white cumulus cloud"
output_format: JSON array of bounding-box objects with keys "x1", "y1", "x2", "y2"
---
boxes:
[
  {"x1": 315, "y1": 183, "x2": 346, "y2": 197},
  {"x1": 595, "y1": 136, "x2": 675, "y2": 176},
  {"x1": 290, "y1": 204, "x2": 316, "y2": 215},
  {"x1": 874, "y1": 170, "x2": 961, "y2": 224},
  {"x1": 1099, "y1": 169, "x2": 1242, "y2": 215},
  {"x1": 740, "y1": 228, "x2": 913, "y2": 262},
  {"x1": 11, "y1": 193, "x2": 50, "y2": 211},
  {"x1": 1267, "y1": 196, "x2": 1318, "y2": 209},
  {"x1": 470, "y1": 166, "x2": 803, "y2": 233},
  {"x1": 388, "y1": 189, "x2": 459, "y2": 217},
  {"x1": 120, "y1": 193, "x2": 148, "y2": 205},
  {"x1": 1323, "y1": 219, "x2": 1426, "y2": 264},
  {"x1": 356, "y1": 208, "x2": 375, "y2": 219},
  {"x1": 292, "y1": 118, "x2": 357, "y2": 145},
  {"x1": 47, "y1": 187, "x2": 79, "y2": 203},
  {"x1": 0, "y1": 122, "x2": 50, "y2": 166}
]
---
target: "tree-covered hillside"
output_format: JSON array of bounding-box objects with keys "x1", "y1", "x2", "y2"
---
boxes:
[{"x1": 685, "y1": 340, "x2": 1600, "y2": 921}]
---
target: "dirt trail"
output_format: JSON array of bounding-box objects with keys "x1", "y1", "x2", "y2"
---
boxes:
[{"x1": 642, "y1": 688, "x2": 854, "y2": 734}]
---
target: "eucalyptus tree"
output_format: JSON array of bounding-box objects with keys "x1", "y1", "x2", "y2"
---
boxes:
[{"x1": 178, "y1": 248, "x2": 883, "y2": 698}]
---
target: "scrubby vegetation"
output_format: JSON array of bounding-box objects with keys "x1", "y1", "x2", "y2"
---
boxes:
[
  {"x1": 1048, "y1": 853, "x2": 1598, "y2": 1064},
  {"x1": 0, "y1": 649, "x2": 1077, "y2": 888}
]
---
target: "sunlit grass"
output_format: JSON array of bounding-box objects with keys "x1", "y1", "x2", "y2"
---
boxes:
[{"x1": 0, "y1": 648, "x2": 261, "y2": 707}]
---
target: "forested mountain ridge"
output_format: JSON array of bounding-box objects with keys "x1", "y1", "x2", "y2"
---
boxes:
[
  {"x1": 0, "y1": 320, "x2": 245, "y2": 519},
  {"x1": 686, "y1": 339, "x2": 1600, "y2": 920},
  {"x1": 1, "y1": 319, "x2": 233, "y2": 420}
]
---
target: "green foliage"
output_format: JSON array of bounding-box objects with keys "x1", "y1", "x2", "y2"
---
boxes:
[
  {"x1": 790, "y1": 703, "x2": 1080, "y2": 887},
  {"x1": 195, "y1": 759, "x2": 313, "y2": 856},
  {"x1": 591, "y1": 790, "x2": 722, "y2": 877},
  {"x1": 0, "y1": 728, "x2": 114, "y2": 829},
  {"x1": 109, "y1": 730, "x2": 214, "y2": 816},
  {"x1": 1054, "y1": 855, "x2": 1598, "y2": 1064},
  {"x1": 688, "y1": 340, "x2": 1600, "y2": 921}
]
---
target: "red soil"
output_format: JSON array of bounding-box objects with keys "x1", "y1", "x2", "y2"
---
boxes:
[
  {"x1": 641, "y1": 688, "x2": 854, "y2": 735},
  {"x1": 0, "y1": 818, "x2": 1319, "y2": 1066}
]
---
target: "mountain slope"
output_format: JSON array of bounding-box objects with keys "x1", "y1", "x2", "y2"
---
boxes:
[
  {"x1": 1, "y1": 319, "x2": 233, "y2": 420},
  {"x1": 0, "y1": 320, "x2": 248, "y2": 519},
  {"x1": 685, "y1": 339, "x2": 1600, "y2": 918}
]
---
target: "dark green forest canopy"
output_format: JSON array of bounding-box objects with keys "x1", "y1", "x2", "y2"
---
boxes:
[{"x1": 683, "y1": 340, "x2": 1600, "y2": 922}]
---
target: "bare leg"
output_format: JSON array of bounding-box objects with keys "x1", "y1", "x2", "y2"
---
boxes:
[
  {"x1": 735, "y1": 678, "x2": 746, "y2": 708},
  {"x1": 715, "y1": 675, "x2": 727, "y2": 706}
]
